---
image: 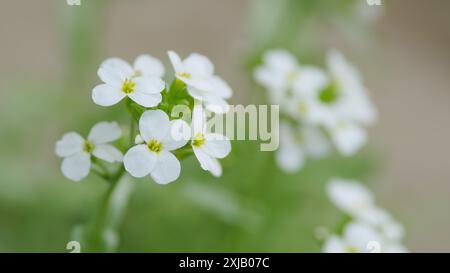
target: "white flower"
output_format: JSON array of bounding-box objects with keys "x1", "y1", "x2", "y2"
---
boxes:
[
  {"x1": 123, "y1": 110, "x2": 189, "y2": 184},
  {"x1": 55, "y1": 122, "x2": 123, "y2": 181},
  {"x1": 327, "y1": 178, "x2": 375, "y2": 218},
  {"x1": 325, "y1": 178, "x2": 408, "y2": 252},
  {"x1": 254, "y1": 49, "x2": 327, "y2": 108},
  {"x1": 323, "y1": 221, "x2": 383, "y2": 253},
  {"x1": 327, "y1": 178, "x2": 405, "y2": 237},
  {"x1": 168, "y1": 51, "x2": 232, "y2": 113},
  {"x1": 302, "y1": 50, "x2": 376, "y2": 155},
  {"x1": 276, "y1": 122, "x2": 330, "y2": 172},
  {"x1": 359, "y1": 206, "x2": 406, "y2": 242},
  {"x1": 307, "y1": 50, "x2": 377, "y2": 126},
  {"x1": 254, "y1": 49, "x2": 300, "y2": 92},
  {"x1": 325, "y1": 120, "x2": 368, "y2": 156},
  {"x1": 92, "y1": 55, "x2": 165, "y2": 108},
  {"x1": 190, "y1": 105, "x2": 231, "y2": 177},
  {"x1": 323, "y1": 221, "x2": 408, "y2": 253}
]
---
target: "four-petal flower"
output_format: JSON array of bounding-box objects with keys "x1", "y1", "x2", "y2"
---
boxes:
[
  {"x1": 92, "y1": 55, "x2": 165, "y2": 108},
  {"x1": 190, "y1": 105, "x2": 231, "y2": 177},
  {"x1": 123, "y1": 110, "x2": 189, "y2": 184},
  {"x1": 168, "y1": 51, "x2": 232, "y2": 113},
  {"x1": 55, "y1": 122, "x2": 123, "y2": 181}
]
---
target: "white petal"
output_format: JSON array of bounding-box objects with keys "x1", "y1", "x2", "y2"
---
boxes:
[
  {"x1": 150, "y1": 151, "x2": 181, "y2": 184},
  {"x1": 139, "y1": 110, "x2": 170, "y2": 142},
  {"x1": 275, "y1": 123, "x2": 305, "y2": 172},
  {"x1": 344, "y1": 222, "x2": 382, "y2": 253},
  {"x1": 133, "y1": 77, "x2": 165, "y2": 94},
  {"x1": 203, "y1": 134, "x2": 231, "y2": 159},
  {"x1": 92, "y1": 84, "x2": 126, "y2": 107},
  {"x1": 276, "y1": 146, "x2": 305, "y2": 173},
  {"x1": 184, "y1": 53, "x2": 214, "y2": 77},
  {"x1": 340, "y1": 90, "x2": 377, "y2": 126},
  {"x1": 193, "y1": 147, "x2": 222, "y2": 177},
  {"x1": 186, "y1": 86, "x2": 207, "y2": 100},
  {"x1": 329, "y1": 122, "x2": 367, "y2": 156},
  {"x1": 254, "y1": 67, "x2": 287, "y2": 90},
  {"x1": 204, "y1": 95, "x2": 229, "y2": 114},
  {"x1": 128, "y1": 91, "x2": 162, "y2": 108},
  {"x1": 92, "y1": 144, "x2": 123, "y2": 163},
  {"x1": 322, "y1": 236, "x2": 347, "y2": 253},
  {"x1": 133, "y1": 55, "x2": 165, "y2": 78},
  {"x1": 162, "y1": 119, "x2": 190, "y2": 151},
  {"x1": 381, "y1": 218, "x2": 405, "y2": 241},
  {"x1": 191, "y1": 103, "x2": 207, "y2": 135},
  {"x1": 61, "y1": 152, "x2": 91, "y2": 182},
  {"x1": 292, "y1": 66, "x2": 328, "y2": 96},
  {"x1": 88, "y1": 121, "x2": 122, "y2": 144},
  {"x1": 263, "y1": 49, "x2": 298, "y2": 73},
  {"x1": 98, "y1": 58, "x2": 133, "y2": 86},
  {"x1": 183, "y1": 76, "x2": 215, "y2": 92},
  {"x1": 55, "y1": 132, "x2": 84, "y2": 157},
  {"x1": 356, "y1": 206, "x2": 391, "y2": 226},
  {"x1": 129, "y1": 77, "x2": 164, "y2": 107},
  {"x1": 168, "y1": 51, "x2": 184, "y2": 74},
  {"x1": 327, "y1": 49, "x2": 361, "y2": 85},
  {"x1": 303, "y1": 127, "x2": 331, "y2": 159},
  {"x1": 135, "y1": 134, "x2": 145, "y2": 144},
  {"x1": 123, "y1": 145, "x2": 156, "y2": 178},
  {"x1": 209, "y1": 76, "x2": 232, "y2": 99},
  {"x1": 327, "y1": 178, "x2": 374, "y2": 217}
]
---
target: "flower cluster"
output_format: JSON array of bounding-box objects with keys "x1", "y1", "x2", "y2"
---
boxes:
[
  {"x1": 322, "y1": 178, "x2": 407, "y2": 253},
  {"x1": 56, "y1": 52, "x2": 232, "y2": 184},
  {"x1": 254, "y1": 49, "x2": 377, "y2": 172}
]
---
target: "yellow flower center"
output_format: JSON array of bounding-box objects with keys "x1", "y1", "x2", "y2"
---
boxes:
[
  {"x1": 147, "y1": 139, "x2": 163, "y2": 153},
  {"x1": 177, "y1": 72, "x2": 191, "y2": 79},
  {"x1": 83, "y1": 140, "x2": 95, "y2": 154},
  {"x1": 121, "y1": 78, "x2": 136, "y2": 94},
  {"x1": 192, "y1": 133, "x2": 206, "y2": 148}
]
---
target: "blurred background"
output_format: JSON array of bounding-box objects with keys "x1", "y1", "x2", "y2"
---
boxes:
[{"x1": 0, "y1": 0, "x2": 449, "y2": 252}]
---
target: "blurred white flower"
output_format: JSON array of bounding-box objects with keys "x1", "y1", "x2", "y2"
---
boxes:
[
  {"x1": 255, "y1": 49, "x2": 377, "y2": 159},
  {"x1": 326, "y1": 120, "x2": 368, "y2": 156},
  {"x1": 303, "y1": 50, "x2": 377, "y2": 155},
  {"x1": 254, "y1": 49, "x2": 300, "y2": 94},
  {"x1": 325, "y1": 178, "x2": 408, "y2": 253},
  {"x1": 123, "y1": 110, "x2": 189, "y2": 184},
  {"x1": 92, "y1": 55, "x2": 165, "y2": 108},
  {"x1": 276, "y1": 122, "x2": 330, "y2": 172},
  {"x1": 190, "y1": 105, "x2": 231, "y2": 177},
  {"x1": 323, "y1": 221, "x2": 408, "y2": 253},
  {"x1": 327, "y1": 178, "x2": 375, "y2": 218},
  {"x1": 355, "y1": 204, "x2": 405, "y2": 242},
  {"x1": 323, "y1": 221, "x2": 382, "y2": 253},
  {"x1": 55, "y1": 122, "x2": 123, "y2": 181},
  {"x1": 168, "y1": 51, "x2": 232, "y2": 113},
  {"x1": 309, "y1": 50, "x2": 377, "y2": 126},
  {"x1": 254, "y1": 49, "x2": 326, "y2": 108}
]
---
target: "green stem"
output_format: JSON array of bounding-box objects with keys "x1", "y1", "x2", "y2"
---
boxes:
[
  {"x1": 175, "y1": 145, "x2": 194, "y2": 160},
  {"x1": 129, "y1": 114, "x2": 136, "y2": 147},
  {"x1": 87, "y1": 117, "x2": 136, "y2": 252}
]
